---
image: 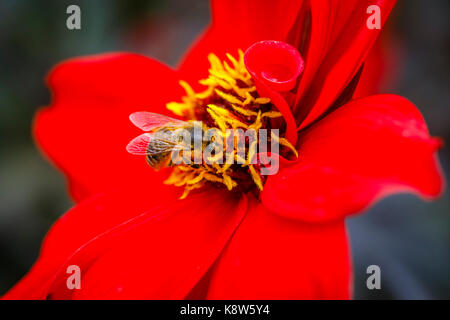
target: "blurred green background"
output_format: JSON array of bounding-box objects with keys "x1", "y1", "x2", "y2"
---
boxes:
[{"x1": 0, "y1": 0, "x2": 449, "y2": 299}]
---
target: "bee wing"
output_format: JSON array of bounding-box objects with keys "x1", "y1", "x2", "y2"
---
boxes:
[
  {"x1": 126, "y1": 132, "x2": 181, "y2": 156},
  {"x1": 126, "y1": 133, "x2": 152, "y2": 155},
  {"x1": 129, "y1": 112, "x2": 187, "y2": 132}
]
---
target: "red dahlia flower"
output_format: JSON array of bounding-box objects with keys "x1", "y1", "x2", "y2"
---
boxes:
[{"x1": 3, "y1": 0, "x2": 444, "y2": 299}]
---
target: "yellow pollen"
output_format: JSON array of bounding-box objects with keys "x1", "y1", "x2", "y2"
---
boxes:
[
  {"x1": 206, "y1": 108, "x2": 227, "y2": 132},
  {"x1": 194, "y1": 86, "x2": 214, "y2": 99},
  {"x1": 179, "y1": 80, "x2": 196, "y2": 98},
  {"x1": 166, "y1": 102, "x2": 189, "y2": 117},
  {"x1": 163, "y1": 50, "x2": 297, "y2": 199},
  {"x1": 249, "y1": 165, "x2": 264, "y2": 191},
  {"x1": 271, "y1": 131, "x2": 299, "y2": 158},
  {"x1": 262, "y1": 110, "x2": 283, "y2": 118},
  {"x1": 207, "y1": 104, "x2": 230, "y2": 117},
  {"x1": 247, "y1": 140, "x2": 258, "y2": 165},
  {"x1": 214, "y1": 89, "x2": 243, "y2": 105},
  {"x1": 232, "y1": 104, "x2": 258, "y2": 117}
]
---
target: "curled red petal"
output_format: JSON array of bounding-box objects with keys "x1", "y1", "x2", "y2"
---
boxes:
[
  {"x1": 244, "y1": 40, "x2": 303, "y2": 145},
  {"x1": 244, "y1": 40, "x2": 304, "y2": 92},
  {"x1": 262, "y1": 94, "x2": 445, "y2": 223}
]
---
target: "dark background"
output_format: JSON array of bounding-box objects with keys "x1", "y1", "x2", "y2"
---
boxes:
[{"x1": 0, "y1": 0, "x2": 449, "y2": 299}]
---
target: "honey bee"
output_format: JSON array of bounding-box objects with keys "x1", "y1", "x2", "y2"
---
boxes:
[{"x1": 126, "y1": 112, "x2": 201, "y2": 170}]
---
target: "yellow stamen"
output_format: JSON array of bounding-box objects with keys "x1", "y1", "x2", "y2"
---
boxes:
[
  {"x1": 207, "y1": 107, "x2": 228, "y2": 132},
  {"x1": 226, "y1": 53, "x2": 240, "y2": 69},
  {"x1": 210, "y1": 69, "x2": 237, "y2": 86},
  {"x1": 254, "y1": 97, "x2": 271, "y2": 104},
  {"x1": 179, "y1": 80, "x2": 196, "y2": 98},
  {"x1": 248, "y1": 111, "x2": 262, "y2": 131},
  {"x1": 208, "y1": 104, "x2": 230, "y2": 117},
  {"x1": 161, "y1": 50, "x2": 296, "y2": 197},
  {"x1": 243, "y1": 91, "x2": 254, "y2": 106},
  {"x1": 232, "y1": 104, "x2": 258, "y2": 117},
  {"x1": 222, "y1": 174, "x2": 237, "y2": 190},
  {"x1": 180, "y1": 181, "x2": 205, "y2": 200},
  {"x1": 195, "y1": 87, "x2": 214, "y2": 99},
  {"x1": 228, "y1": 118, "x2": 248, "y2": 129},
  {"x1": 166, "y1": 102, "x2": 189, "y2": 117},
  {"x1": 247, "y1": 140, "x2": 258, "y2": 164},
  {"x1": 204, "y1": 173, "x2": 224, "y2": 183},
  {"x1": 208, "y1": 53, "x2": 224, "y2": 71},
  {"x1": 215, "y1": 89, "x2": 243, "y2": 105},
  {"x1": 262, "y1": 110, "x2": 283, "y2": 118},
  {"x1": 271, "y1": 131, "x2": 299, "y2": 157},
  {"x1": 249, "y1": 165, "x2": 263, "y2": 191},
  {"x1": 186, "y1": 171, "x2": 205, "y2": 185}
]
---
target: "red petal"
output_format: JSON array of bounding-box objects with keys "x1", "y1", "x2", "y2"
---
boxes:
[
  {"x1": 3, "y1": 187, "x2": 247, "y2": 299},
  {"x1": 34, "y1": 53, "x2": 184, "y2": 201},
  {"x1": 295, "y1": 0, "x2": 397, "y2": 128},
  {"x1": 2, "y1": 186, "x2": 177, "y2": 299},
  {"x1": 70, "y1": 192, "x2": 247, "y2": 300},
  {"x1": 292, "y1": 0, "x2": 357, "y2": 115},
  {"x1": 262, "y1": 94, "x2": 445, "y2": 223},
  {"x1": 178, "y1": 0, "x2": 305, "y2": 85},
  {"x1": 353, "y1": 26, "x2": 402, "y2": 98},
  {"x1": 206, "y1": 197, "x2": 351, "y2": 299}
]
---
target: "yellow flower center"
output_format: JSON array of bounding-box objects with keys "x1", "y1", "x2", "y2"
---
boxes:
[{"x1": 164, "y1": 50, "x2": 297, "y2": 199}]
